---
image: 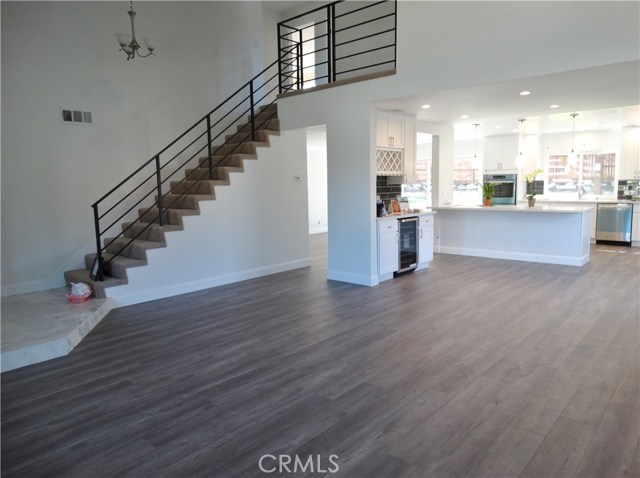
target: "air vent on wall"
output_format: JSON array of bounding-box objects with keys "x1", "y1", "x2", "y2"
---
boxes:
[{"x1": 60, "y1": 108, "x2": 93, "y2": 125}]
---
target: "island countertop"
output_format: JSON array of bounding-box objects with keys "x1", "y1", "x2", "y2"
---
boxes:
[
  {"x1": 432, "y1": 205, "x2": 593, "y2": 213},
  {"x1": 377, "y1": 211, "x2": 436, "y2": 221}
]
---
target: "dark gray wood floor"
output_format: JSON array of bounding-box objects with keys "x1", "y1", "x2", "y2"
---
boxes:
[{"x1": 2, "y1": 235, "x2": 639, "y2": 478}]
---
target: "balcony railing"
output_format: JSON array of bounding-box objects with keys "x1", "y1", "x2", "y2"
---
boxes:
[{"x1": 278, "y1": 0, "x2": 397, "y2": 93}]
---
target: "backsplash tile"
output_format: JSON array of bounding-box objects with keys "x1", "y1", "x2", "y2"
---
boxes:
[{"x1": 377, "y1": 176, "x2": 401, "y2": 202}]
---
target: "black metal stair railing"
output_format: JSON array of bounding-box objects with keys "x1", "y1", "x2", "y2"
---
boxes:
[
  {"x1": 89, "y1": 0, "x2": 397, "y2": 282},
  {"x1": 277, "y1": 0, "x2": 397, "y2": 93},
  {"x1": 89, "y1": 49, "x2": 293, "y2": 281}
]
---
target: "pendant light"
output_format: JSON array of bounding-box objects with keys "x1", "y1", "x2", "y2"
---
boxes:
[
  {"x1": 567, "y1": 113, "x2": 579, "y2": 167},
  {"x1": 515, "y1": 118, "x2": 526, "y2": 167},
  {"x1": 473, "y1": 123, "x2": 480, "y2": 159}
]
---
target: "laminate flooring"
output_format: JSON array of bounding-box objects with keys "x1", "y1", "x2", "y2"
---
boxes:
[{"x1": 2, "y1": 235, "x2": 639, "y2": 478}]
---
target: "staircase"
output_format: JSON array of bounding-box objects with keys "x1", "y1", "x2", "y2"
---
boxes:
[
  {"x1": 64, "y1": 104, "x2": 280, "y2": 298},
  {"x1": 64, "y1": 0, "x2": 397, "y2": 302}
]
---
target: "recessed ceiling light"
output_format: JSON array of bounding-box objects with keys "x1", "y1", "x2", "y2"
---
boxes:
[
  {"x1": 520, "y1": 90, "x2": 531, "y2": 96},
  {"x1": 550, "y1": 104, "x2": 560, "y2": 109},
  {"x1": 421, "y1": 104, "x2": 431, "y2": 109},
  {"x1": 461, "y1": 114, "x2": 469, "y2": 119},
  {"x1": 495, "y1": 125, "x2": 502, "y2": 129}
]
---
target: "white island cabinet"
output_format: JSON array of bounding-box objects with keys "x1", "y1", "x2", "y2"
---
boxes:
[
  {"x1": 418, "y1": 214, "x2": 434, "y2": 265},
  {"x1": 377, "y1": 212, "x2": 435, "y2": 282},
  {"x1": 432, "y1": 205, "x2": 593, "y2": 266}
]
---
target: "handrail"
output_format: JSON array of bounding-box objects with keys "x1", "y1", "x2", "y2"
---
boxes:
[
  {"x1": 90, "y1": 0, "x2": 396, "y2": 281},
  {"x1": 277, "y1": 0, "x2": 396, "y2": 92},
  {"x1": 90, "y1": 44, "x2": 295, "y2": 280}
]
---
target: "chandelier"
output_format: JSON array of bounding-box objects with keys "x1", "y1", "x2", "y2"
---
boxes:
[
  {"x1": 567, "y1": 113, "x2": 579, "y2": 167},
  {"x1": 515, "y1": 118, "x2": 526, "y2": 167},
  {"x1": 116, "y1": 1, "x2": 156, "y2": 61}
]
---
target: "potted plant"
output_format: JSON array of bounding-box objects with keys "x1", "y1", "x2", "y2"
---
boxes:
[
  {"x1": 481, "y1": 182, "x2": 495, "y2": 206},
  {"x1": 524, "y1": 168, "x2": 544, "y2": 207}
]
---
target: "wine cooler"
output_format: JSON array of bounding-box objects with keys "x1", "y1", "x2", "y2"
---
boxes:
[{"x1": 397, "y1": 217, "x2": 419, "y2": 273}]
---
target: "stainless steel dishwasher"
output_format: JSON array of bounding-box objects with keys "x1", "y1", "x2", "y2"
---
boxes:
[{"x1": 596, "y1": 203, "x2": 633, "y2": 246}]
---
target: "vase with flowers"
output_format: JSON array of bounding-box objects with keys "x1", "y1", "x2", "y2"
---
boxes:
[{"x1": 524, "y1": 168, "x2": 543, "y2": 207}]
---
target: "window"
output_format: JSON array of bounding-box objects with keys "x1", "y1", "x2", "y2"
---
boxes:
[
  {"x1": 581, "y1": 153, "x2": 616, "y2": 198},
  {"x1": 402, "y1": 132, "x2": 432, "y2": 210},
  {"x1": 546, "y1": 153, "x2": 616, "y2": 199},
  {"x1": 452, "y1": 156, "x2": 482, "y2": 205}
]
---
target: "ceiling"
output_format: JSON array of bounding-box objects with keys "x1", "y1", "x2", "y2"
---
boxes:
[
  {"x1": 375, "y1": 61, "x2": 640, "y2": 140},
  {"x1": 262, "y1": 0, "x2": 318, "y2": 13}
]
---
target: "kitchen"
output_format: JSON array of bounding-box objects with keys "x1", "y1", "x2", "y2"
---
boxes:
[{"x1": 374, "y1": 67, "x2": 640, "y2": 280}]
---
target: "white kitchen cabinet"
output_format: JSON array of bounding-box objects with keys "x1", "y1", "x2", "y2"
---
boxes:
[
  {"x1": 376, "y1": 111, "x2": 404, "y2": 149},
  {"x1": 418, "y1": 214, "x2": 434, "y2": 266},
  {"x1": 378, "y1": 219, "x2": 398, "y2": 280},
  {"x1": 483, "y1": 136, "x2": 518, "y2": 172}
]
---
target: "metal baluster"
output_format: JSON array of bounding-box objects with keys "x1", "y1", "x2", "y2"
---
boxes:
[
  {"x1": 277, "y1": 24, "x2": 283, "y2": 94},
  {"x1": 326, "y1": 5, "x2": 332, "y2": 85},
  {"x1": 206, "y1": 115, "x2": 213, "y2": 180},
  {"x1": 330, "y1": 2, "x2": 337, "y2": 82},
  {"x1": 92, "y1": 204, "x2": 104, "y2": 281},
  {"x1": 249, "y1": 81, "x2": 256, "y2": 142},
  {"x1": 393, "y1": 0, "x2": 398, "y2": 69},
  {"x1": 155, "y1": 155, "x2": 163, "y2": 226},
  {"x1": 297, "y1": 29, "x2": 303, "y2": 89}
]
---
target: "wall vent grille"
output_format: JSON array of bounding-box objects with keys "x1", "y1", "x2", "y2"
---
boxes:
[{"x1": 61, "y1": 109, "x2": 93, "y2": 125}]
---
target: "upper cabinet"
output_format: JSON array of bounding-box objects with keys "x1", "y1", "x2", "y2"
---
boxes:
[
  {"x1": 620, "y1": 126, "x2": 640, "y2": 179},
  {"x1": 483, "y1": 136, "x2": 519, "y2": 171},
  {"x1": 376, "y1": 112, "x2": 404, "y2": 149}
]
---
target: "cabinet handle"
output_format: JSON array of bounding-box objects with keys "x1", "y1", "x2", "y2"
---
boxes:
[{"x1": 420, "y1": 228, "x2": 423, "y2": 239}]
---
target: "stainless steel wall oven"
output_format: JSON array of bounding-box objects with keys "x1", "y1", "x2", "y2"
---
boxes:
[{"x1": 483, "y1": 173, "x2": 517, "y2": 205}]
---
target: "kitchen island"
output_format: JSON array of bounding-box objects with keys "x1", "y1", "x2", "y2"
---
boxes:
[{"x1": 432, "y1": 205, "x2": 593, "y2": 266}]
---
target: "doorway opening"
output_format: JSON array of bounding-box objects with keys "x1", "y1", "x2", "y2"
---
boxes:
[{"x1": 306, "y1": 126, "x2": 328, "y2": 234}]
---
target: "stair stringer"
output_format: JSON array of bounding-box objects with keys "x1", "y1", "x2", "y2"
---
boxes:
[{"x1": 103, "y1": 128, "x2": 310, "y2": 307}]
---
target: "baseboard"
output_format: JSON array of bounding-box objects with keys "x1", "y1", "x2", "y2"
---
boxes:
[
  {"x1": 107, "y1": 258, "x2": 311, "y2": 307},
  {"x1": 1, "y1": 240, "x2": 94, "y2": 297},
  {"x1": 309, "y1": 227, "x2": 328, "y2": 235},
  {"x1": 326, "y1": 269, "x2": 377, "y2": 287},
  {"x1": 1, "y1": 279, "x2": 46, "y2": 298},
  {"x1": 438, "y1": 246, "x2": 589, "y2": 266}
]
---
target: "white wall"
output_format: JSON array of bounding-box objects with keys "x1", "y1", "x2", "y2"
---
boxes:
[
  {"x1": 307, "y1": 126, "x2": 328, "y2": 234},
  {"x1": 106, "y1": 129, "x2": 309, "y2": 307},
  {"x1": 280, "y1": 1, "x2": 639, "y2": 286},
  {"x1": 1, "y1": 1, "x2": 280, "y2": 295}
]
